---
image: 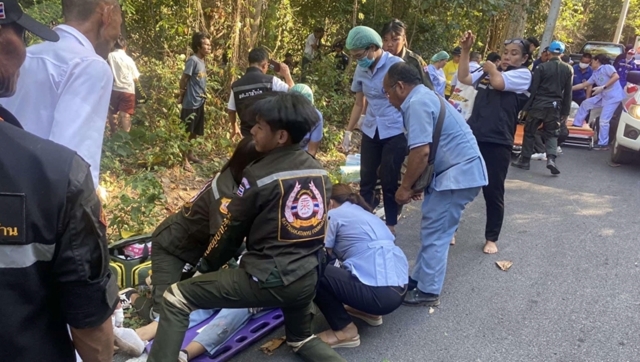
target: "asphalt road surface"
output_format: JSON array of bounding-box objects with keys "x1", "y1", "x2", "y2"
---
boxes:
[{"x1": 115, "y1": 146, "x2": 640, "y2": 362}]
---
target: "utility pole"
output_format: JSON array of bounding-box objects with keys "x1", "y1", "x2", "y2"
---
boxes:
[
  {"x1": 539, "y1": 0, "x2": 562, "y2": 52},
  {"x1": 614, "y1": 0, "x2": 631, "y2": 44}
]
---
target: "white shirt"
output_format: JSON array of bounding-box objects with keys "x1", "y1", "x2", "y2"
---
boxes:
[
  {"x1": 108, "y1": 49, "x2": 140, "y2": 94},
  {"x1": 304, "y1": 34, "x2": 318, "y2": 58},
  {"x1": 452, "y1": 61, "x2": 480, "y2": 88},
  {"x1": 1, "y1": 25, "x2": 113, "y2": 187},
  {"x1": 471, "y1": 67, "x2": 531, "y2": 93},
  {"x1": 227, "y1": 77, "x2": 290, "y2": 111}
]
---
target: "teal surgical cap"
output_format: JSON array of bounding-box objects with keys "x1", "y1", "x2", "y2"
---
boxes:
[
  {"x1": 346, "y1": 26, "x2": 383, "y2": 50},
  {"x1": 289, "y1": 84, "x2": 314, "y2": 105},
  {"x1": 431, "y1": 51, "x2": 450, "y2": 62}
]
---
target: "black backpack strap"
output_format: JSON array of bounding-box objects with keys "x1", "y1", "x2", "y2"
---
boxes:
[{"x1": 428, "y1": 96, "x2": 447, "y2": 164}]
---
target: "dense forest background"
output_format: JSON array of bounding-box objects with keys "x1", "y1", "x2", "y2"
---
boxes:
[{"x1": 20, "y1": 0, "x2": 640, "y2": 240}]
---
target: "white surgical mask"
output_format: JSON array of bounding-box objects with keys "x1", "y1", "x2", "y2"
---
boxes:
[{"x1": 579, "y1": 62, "x2": 589, "y2": 70}]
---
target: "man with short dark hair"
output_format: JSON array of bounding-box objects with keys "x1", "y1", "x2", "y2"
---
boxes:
[
  {"x1": 443, "y1": 46, "x2": 462, "y2": 98},
  {"x1": 2, "y1": 0, "x2": 122, "y2": 188},
  {"x1": 524, "y1": 36, "x2": 540, "y2": 68},
  {"x1": 178, "y1": 32, "x2": 211, "y2": 169},
  {"x1": 0, "y1": 2, "x2": 119, "y2": 361},
  {"x1": 383, "y1": 62, "x2": 487, "y2": 308},
  {"x1": 148, "y1": 93, "x2": 346, "y2": 362},
  {"x1": 228, "y1": 47, "x2": 294, "y2": 139},
  {"x1": 532, "y1": 47, "x2": 550, "y2": 72}
]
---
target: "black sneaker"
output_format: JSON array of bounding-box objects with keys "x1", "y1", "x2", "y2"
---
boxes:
[
  {"x1": 119, "y1": 288, "x2": 138, "y2": 309},
  {"x1": 402, "y1": 289, "x2": 440, "y2": 307},
  {"x1": 511, "y1": 157, "x2": 530, "y2": 170},
  {"x1": 407, "y1": 277, "x2": 418, "y2": 291},
  {"x1": 546, "y1": 158, "x2": 560, "y2": 175}
]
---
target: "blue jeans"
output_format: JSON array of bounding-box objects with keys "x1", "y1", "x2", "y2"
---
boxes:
[{"x1": 412, "y1": 187, "x2": 481, "y2": 295}]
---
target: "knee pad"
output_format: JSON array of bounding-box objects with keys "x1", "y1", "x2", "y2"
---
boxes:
[{"x1": 287, "y1": 336, "x2": 347, "y2": 362}]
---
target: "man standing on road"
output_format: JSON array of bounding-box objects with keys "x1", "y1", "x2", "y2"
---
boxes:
[
  {"x1": 383, "y1": 63, "x2": 487, "y2": 307},
  {"x1": 512, "y1": 41, "x2": 573, "y2": 175},
  {"x1": 2, "y1": 0, "x2": 122, "y2": 188},
  {"x1": 228, "y1": 47, "x2": 294, "y2": 139},
  {"x1": 178, "y1": 32, "x2": 211, "y2": 170},
  {"x1": 0, "y1": 2, "x2": 119, "y2": 360}
]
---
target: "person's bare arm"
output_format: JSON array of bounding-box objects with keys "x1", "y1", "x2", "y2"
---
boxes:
[
  {"x1": 178, "y1": 73, "x2": 190, "y2": 103},
  {"x1": 347, "y1": 92, "x2": 365, "y2": 131},
  {"x1": 278, "y1": 63, "x2": 295, "y2": 88},
  {"x1": 400, "y1": 144, "x2": 430, "y2": 192},
  {"x1": 485, "y1": 61, "x2": 506, "y2": 90},
  {"x1": 307, "y1": 141, "x2": 320, "y2": 156},
  {"x1": 457, "y1": 31, "x2": 475, "y2": 86},
  {"x1": 71, "y1": 319, "x2": 114, "y2": 362}
]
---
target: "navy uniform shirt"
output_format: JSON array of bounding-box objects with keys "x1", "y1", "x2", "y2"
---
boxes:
[{"x1": 0, "y1": 107, "x2": 118, "y2": 362}]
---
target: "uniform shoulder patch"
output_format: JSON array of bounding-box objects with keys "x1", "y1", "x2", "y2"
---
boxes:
[
  {"x1": 237, "y1": 177, "x2": 251, "y2": 197},
  {"x1": 219, "y1": 197, "x2": 231, "y2": 215},
  {"x1": 0, "y1": 193, "x2": 26, "y2": 245},
  {"x1": 278, "y1": 176, "x2": 327, "y2": 242}
]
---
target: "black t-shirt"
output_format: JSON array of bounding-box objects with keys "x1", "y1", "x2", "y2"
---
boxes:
[{"x1": 335, "y1": 52, "x2": 349, "y2": 71}]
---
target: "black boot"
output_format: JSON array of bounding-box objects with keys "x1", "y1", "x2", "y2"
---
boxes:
[
  {"x1": 402, "y1": 289, "x2": 441, "y2": 307},
  {"x1": 407, "y1": 277, "x2": 418, "y2": 291},
  {"x1": 511, "y1": 156, "x2": 530, "y2": 170},
  {"x1": 547, "y1": 157, "x2": 560, "y2": 175}
]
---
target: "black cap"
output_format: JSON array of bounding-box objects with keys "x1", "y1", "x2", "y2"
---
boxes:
[
  {"x1": 0, "y1": 0, "x2": 59, "y2": 42},
  {"x1": 452, "y1": 46, "x2": 462, "y2": 55}
]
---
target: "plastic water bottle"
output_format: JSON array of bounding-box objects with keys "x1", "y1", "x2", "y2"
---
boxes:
[{"x1": 346, "y1": 154, "x2": 361, "y2": 166}]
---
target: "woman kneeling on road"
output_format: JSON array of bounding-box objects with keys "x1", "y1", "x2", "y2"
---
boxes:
[{"x1": 315, "y1": 184, "x2": 408, "y2": 348}]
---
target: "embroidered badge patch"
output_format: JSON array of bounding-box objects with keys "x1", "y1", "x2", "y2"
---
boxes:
[
  {"x1": 278, "y1": 176, "x2": 327, "y2": 242},
  {"x1": 219, "y1": 197, "x2": 231, "y2": 215},
  {"x1": 0, "y1": 3, "x2": 5, "y2": 20},
  {"x1": 0, "y1": 193, "x2": 26, "y2": 245}
]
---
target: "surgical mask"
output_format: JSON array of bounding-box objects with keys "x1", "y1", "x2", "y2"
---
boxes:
[
  {"x1": 357, "y1": 53, "x2": 375, "y2": 69},
  {"x1": 579, "y1": 62, "x2": 589, "y2": 70}
]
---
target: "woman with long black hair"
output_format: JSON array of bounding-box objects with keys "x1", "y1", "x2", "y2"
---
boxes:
[{"x1": 457, "y1": 31, "x2": 532, "y2": 254}]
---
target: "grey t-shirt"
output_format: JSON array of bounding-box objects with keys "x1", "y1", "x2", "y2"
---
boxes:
[{"x1": 182, "y1": 55, "x2": 207, "y2": 109}]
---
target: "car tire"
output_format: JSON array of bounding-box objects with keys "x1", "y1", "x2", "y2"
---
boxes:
[{"x1": 611, "y1": 138, "x2": 635, "y2": 164}]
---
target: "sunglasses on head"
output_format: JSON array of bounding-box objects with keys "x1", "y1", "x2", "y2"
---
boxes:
[{"x1": 504, "y1": 39, "x2": 526, "y2": 46}]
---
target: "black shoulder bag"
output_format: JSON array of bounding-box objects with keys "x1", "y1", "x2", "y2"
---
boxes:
[{"x1": 405, "y1": 95, "x2": 447, "y2": 193}]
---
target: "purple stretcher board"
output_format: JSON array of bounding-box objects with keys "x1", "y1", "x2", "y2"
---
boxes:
[
  {"x1": 145, "y1": 309, "x2": 285, "y2": 362},
  {"x1": 145, "y1": 311, "x2": 219, "y2": 353}
]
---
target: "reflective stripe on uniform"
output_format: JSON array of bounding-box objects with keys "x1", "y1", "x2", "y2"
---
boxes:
[
  {"x1": 256, "y1": 169, "x2": 328, "y2": 187},
  {"x1": 232, "y1": 83, "x2": 273, "y2": 93},
  {"x1": 0, "y1": 243, "x2": 55, "y2": 268},
  {"x1": 211, "y1": 172, "x2": 221, "y2": 200},
  {"x1": 163, "y1": 284, "x2": 193, "y2": 313}
]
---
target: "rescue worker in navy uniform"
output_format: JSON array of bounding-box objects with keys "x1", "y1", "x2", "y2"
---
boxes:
[
  {"x1": 148, "y1": 93, "x2": 346, "y2": 362},
  {"x1": 228, "y1": 47, "x2": 295, "y2": 139},
  {"x1": 0, "y1": 2, "x2": 119, "y2": 361},
  {"x1": 512, "y1": 40, "x2": 573, "y2": 175},
  {"x1": 119, "y1": 138, "x2": 262, "y2": 330}
]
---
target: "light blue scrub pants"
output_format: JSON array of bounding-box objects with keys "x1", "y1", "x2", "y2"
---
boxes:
[
  {"x1": 412, "y1": 187, "x2": 481, "y2": 295},
  {"x1": 192, "y1": 308, "x2": 265, "y2": 355},
  {"x1": 572, "y1": 94, "x2": 622, "y2": 146}
]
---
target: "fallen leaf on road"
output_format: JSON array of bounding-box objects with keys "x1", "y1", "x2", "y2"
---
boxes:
[
  {"x1": 496, "y1": 260, "x2": 513, "y2": 271},
  {"x1": 260, "y1": 336, "x2": 286, "y2": 355},
  {"x1": 429, "y1": 307, "x2": 435, "y2": 314}
]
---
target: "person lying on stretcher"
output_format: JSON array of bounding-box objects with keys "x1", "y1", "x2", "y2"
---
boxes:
[
  {"x1": 112, "y1": 137, "x2": 265, "y2": 358},
  {"x1": 114, "y1": 261, "x2": 272, "y2": 361}
]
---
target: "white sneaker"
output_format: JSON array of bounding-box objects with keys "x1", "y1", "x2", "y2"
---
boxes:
[
  {"x1": 531, "y1": 153, "x2": 547, "y2": 161},
  {"x1": 114, "y1": 327, "x2": 146, "y2": 357},
  {"x1": 557, "y1": 146, "x2": 563, "y2": 154},
  {"x1": 178, "y1": 350, "x2": 189, "y2": 362}
]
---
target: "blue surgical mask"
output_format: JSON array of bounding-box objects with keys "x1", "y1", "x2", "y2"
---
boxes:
[{"x1": 357, "y1": 50, "x2": 375, "y2": 68}]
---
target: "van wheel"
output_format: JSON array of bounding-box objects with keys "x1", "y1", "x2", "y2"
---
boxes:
[{"x1": 611, "y1": 138, "x2": 634, "y2": 164}]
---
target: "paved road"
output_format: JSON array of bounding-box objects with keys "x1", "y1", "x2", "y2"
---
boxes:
[{"x1": 116, "y1": 147, "x2": 640, "y2": 362}]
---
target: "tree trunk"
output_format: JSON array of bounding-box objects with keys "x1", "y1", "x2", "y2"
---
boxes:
[
  {"x1": 249, "y1": 0, "x2": 265, "y2": 48},
  {"x1": 352, "y1": 0, "x2": 359, "y2": 27},
  {"x1": 504, "y1": 0, "x2": 529, "y2": 40}
]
